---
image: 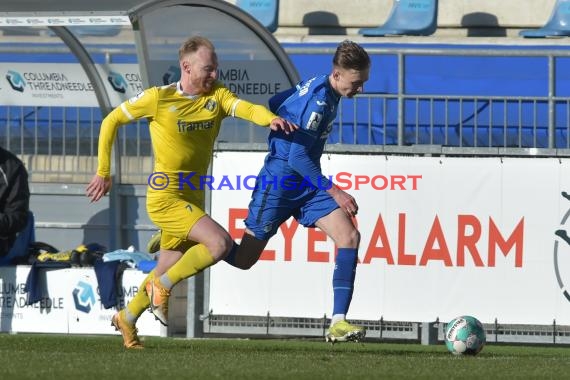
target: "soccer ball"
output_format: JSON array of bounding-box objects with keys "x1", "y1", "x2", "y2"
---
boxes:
[{"x1": 444, "y1": 315, "x2": 486, "y2": 355}]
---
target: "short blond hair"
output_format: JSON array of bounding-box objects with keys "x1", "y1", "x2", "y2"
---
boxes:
[{"x1": 178, "y1": 36, "x2": 215, "y2": 61}]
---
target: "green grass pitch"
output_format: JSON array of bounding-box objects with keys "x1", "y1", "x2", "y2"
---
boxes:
[{"x1": 1, "y1": 333, "x2": 569, "y2": 379}]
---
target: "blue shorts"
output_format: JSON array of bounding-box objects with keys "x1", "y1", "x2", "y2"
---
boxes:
[{"x1": 244, "y1": 168, "x2": 339, "y2": 240}]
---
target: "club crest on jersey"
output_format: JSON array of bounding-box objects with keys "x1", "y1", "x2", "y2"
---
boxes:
[
  {"x1": 204, "y1": 99, "x2": 217, "y2": 112},
  {"x1": 306, "y1": 111, "x2": 323, "y2": 131}
]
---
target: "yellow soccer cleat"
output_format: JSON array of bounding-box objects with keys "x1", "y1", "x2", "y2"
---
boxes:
[
  {"x1": 146, "y1": 278, "x2": 170, "y2": 326},
  {"x1": 325, "y1": 320, "x2": 366, "y2": 344},
  {"x1": 111, "y1": 310, "x2": 144, "y2": 349}
]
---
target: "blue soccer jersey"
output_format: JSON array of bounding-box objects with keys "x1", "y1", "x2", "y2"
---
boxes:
[
  {"x1": 266, "y1": 74, "x2": 340, "y2": 189},
  {"x1": 245, "y1": 75, "x2": 341, "y2": 239}
]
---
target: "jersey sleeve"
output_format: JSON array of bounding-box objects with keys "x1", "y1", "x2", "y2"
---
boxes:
[
  {"x1": 297, "y1": 93, "x2": 327, "y2": 136},
  {"x1": 285, "y1": 87, "x2": 332, "y2": 188},
  {"x1": 216, "y1": 84, "x2": 240, "y2": 117},
  {"x1": 288, "y1": 130, "x2": 331, "y2": 189},
  {"x1": 234, "y1": 99, "x2": 278, "y2": 126},
  {"x1": 216, "y1": 85, "x2": 277, "y2": 126},
  {"x1": 96, "y1": 88, "x2": 158, "y2": 177}
]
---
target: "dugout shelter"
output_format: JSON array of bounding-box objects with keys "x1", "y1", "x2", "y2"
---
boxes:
[
  {"x1": 0, "y1": 0, "x2": 298, "y2": 249},
  {"x1": 0, "y1": 0, "x2": 298, "y2": 337}
]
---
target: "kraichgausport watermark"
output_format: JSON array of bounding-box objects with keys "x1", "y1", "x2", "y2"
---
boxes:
[{"x1": 147, "y1": 171, "x2": 422, "y2": 191}]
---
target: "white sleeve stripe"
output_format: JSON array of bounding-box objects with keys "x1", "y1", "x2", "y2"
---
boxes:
[
  {"x1": 120, "y1": 103, "x2": 134, "y2": 120},
  {"x1": 230, "y1": 99, "x2": 241, "y2": 117}
]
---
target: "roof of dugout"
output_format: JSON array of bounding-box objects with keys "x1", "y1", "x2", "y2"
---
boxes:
[
  {"x1": 0, "y1": 0, "x2": 299, "y2": 115},
  {"x1": 0, "y1": 0, "x2": 299, "y2": 249},
  {"x1": 0, "y1": 0, "x2": 144, "y2": 14}
]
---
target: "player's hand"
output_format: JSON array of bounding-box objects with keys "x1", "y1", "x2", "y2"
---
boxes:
[
  {"x1": 86, "y1": 174, "x2": 112, "y2": 203},
  {"x1": 327, "y1": 185, "x2": 358, "y2": 218},
  {"x1": 269, "y1": 117, "x2": 298, "y2": 135}
]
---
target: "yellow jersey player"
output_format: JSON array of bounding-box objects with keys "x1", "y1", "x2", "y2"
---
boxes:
[{"x1": 86, "y1": 36, "x2": 295, "y2": 349}]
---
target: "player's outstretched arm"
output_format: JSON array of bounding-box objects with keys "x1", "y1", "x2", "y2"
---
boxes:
[{"x1": 233, "y1": 99, "x2": 298, "y2": 134}]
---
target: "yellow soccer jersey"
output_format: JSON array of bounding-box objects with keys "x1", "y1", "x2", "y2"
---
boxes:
[{"x1": 97, "y1": 80, "x2": 277, "y2": 193}]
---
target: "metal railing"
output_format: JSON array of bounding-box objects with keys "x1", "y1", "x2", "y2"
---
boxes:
[
  {"x1": 332, "y1": 94, "x2": 570, "y2": 148},
  {"x1": 291, "y1": 46, "x2": 570, "y2": 153},
  {"x1": 3, "y1": 45, "x2": 570, "y2": 183}
]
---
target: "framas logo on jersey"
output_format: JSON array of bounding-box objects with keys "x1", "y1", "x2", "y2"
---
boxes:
[{"x1": 306, "y1": 111, "x2": 322, "y2": 131}]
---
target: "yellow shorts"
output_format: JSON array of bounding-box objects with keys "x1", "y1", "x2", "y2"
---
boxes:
[{"x1": 146, "y1": 191, "x2": 206, "y2": 251}]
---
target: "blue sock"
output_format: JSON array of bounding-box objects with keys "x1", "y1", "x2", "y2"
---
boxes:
[
  {"x1": 332, "y1": 248, "x2": 358, "y2": 316},
  {"x1": 223, "y1": 242, "x2": 239, "y2": 267}
]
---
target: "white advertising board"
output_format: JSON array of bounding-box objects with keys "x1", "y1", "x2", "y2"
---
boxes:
[
  {"x1": 0, "y1": 266, "x2": 69, "y2": 333},
  {"x1": 0, "y1": 266, "x2": 163, "y2": 336},
  {"x1": 0, "y1": 63, "x2": 143, "y2": 107},
  {"x1": 209, "y1": 152, "x2": 570, "y2": 325}
]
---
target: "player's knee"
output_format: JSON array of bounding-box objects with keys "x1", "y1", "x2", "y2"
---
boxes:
[
  {"x1": 348, "y1": 228, "x2": 361, "y2": 247},
  {"x1": 207, "y1": 234, "x2": 233, "y2": 261},
  {"x1": 335, "y1": 227, "x2": 360, "y2": 248}
]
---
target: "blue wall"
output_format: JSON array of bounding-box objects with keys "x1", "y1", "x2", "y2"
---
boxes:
[
  {"x1": 2, "y1": 41, "x2": 570, "y2": 148},
  {"x1": 285, "y1": 42, "x2": 570, "y2": 147}
]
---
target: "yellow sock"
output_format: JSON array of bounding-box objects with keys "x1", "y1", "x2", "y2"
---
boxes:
[
  {"x1": 162, "y1": 244, "x2": 215, "y2": 287},
  {"x1": 125, "y1": 270, "x2": 153, "y2": 322}
]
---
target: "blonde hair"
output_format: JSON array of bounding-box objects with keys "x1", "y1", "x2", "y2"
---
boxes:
[{"x1": 178, "y1": 36, "x2": 215, "y2": 61}]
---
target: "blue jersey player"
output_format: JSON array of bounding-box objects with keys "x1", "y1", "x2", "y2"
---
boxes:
[{"x1": 225, "y1": 40, "x2": 371, "y2": 343}]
